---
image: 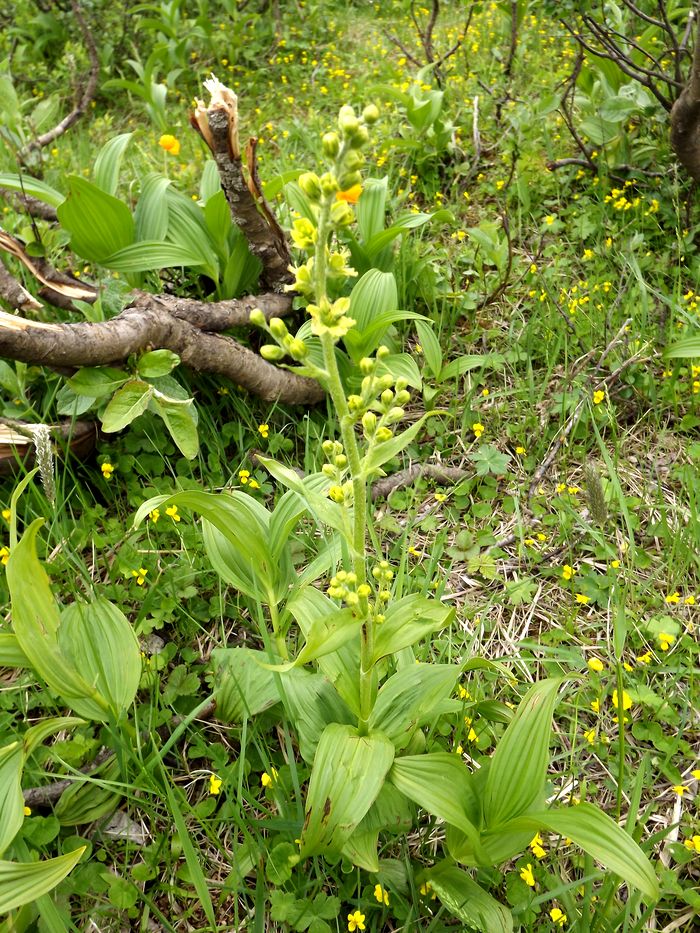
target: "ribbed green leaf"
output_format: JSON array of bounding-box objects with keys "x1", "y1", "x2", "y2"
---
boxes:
[
  {"x1": 438, "y1": 353, "x2": 506, "y2": 382},
  {"x1": 211, "y1": 647, "x2": 282, "y2": 722},
  {"x1": 99, "y1": 241, "x2": 205, "y2": 272},
  {"x1": 414, "y1": 319, "x2": 443, "y2": 378},
  {"x1": 363, "y1": 208, "x2": 453, "y2": 257},
  {"x1": 282, "y1": 669, "x2": 355, "y2": 763},
  {"x1": 257, "y1": 457, "x2": 346, "y2": 535},
  {"x1": 7, "y1": 520, "x2": 111, "y2": 721},
  {"x1": 300, "y1": 723, "x2": 394, "y2": 857},
  {"x1": 482, "y1": 678, "x2": 563, "y2": 827},
  {"x1": 263, "y1": 607, "x2": 360, "y2": 672},
  {"x1": 93, "y1": 132, "x2": 133, "y2": 196},
  {"x1": 499, "y1": 804, "x2": 659, "y2": 900},
  {"x1": 57, "y1": 175, "x2": 135, "y2": 262},
  {"x1": 134, "y1": 173, "x2": 171, "y2": 241},
  {"x1": 0, "y1": 742, "x2": 24, "y2": 856},
  {"x1": 389, "y1": 754, "x2": 484, "y2": 858},
  {"x1": 371, "y1": 595, "x2": 454, "y2": 663},
  {"x1": 361, "y1": 410, "x2": 443, "y2": 477},
  {"x1": 368, "y1": 663, "x2": 461, "y2": 749},
  {"x1": 356, "y1": 177, "x2": 388, "y2": 243},
  {"x1": 0, "y1": 849, "x2": 85, "y2": 913},
  {"x1": 0, "y1": 633, "x2": 29, "y2": 667},
  {"x1": 54, "y1": 758, "x2": 121, "y2": 825},
  {"x1": 58, "y1": 599, "x2": 141, "y2": 719},
  {"x1": 425, "y1": 861, "x2": 513, "y2": 932},
  {"x1": 345, "y1": 269, "x2": 398, "y2": 359},
  {"x1": 0, "y1": 173, "x2": 64, "y2": 208},
  {"x1": 665, "y1": 336, "x2": 700, "y2": 358}
]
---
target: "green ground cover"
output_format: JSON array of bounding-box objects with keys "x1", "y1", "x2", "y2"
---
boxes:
[{"x1": 0, "y1": 1, "x2": 697, "y2": 929}]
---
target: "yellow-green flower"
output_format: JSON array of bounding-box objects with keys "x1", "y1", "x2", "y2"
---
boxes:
[
  {"x1": 347, "y1": 910, "x2": 365, "y2": 931},
  {"x1": 209, "y1": 774, "x2": 222, "y2": 795}
]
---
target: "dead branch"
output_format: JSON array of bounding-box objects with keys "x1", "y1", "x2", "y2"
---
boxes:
[
  {"x1": 371, "y1": 463, "x2": 470, "y2": 501},
  {"x1": 21, "y1": 1, "x2": 100, "y2": 156},
  {"x1": 2, "y1": 191, "x2": 59, "y2": 222},
  {"x1": 0, "y1": 305, "x2": 324, "y2": 404},
  {"x1": 0, "y1": 257, "x2": 41, "y2": 312},
  {"x1": 671, "y1": 8, "x2": 700, "y2": 182}
]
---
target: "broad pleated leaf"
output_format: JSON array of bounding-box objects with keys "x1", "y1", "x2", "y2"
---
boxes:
[
  {"x1": 99, "y1": 241, "x2": 205, "y2": 272},
  {"x1": 344, "y1": 269, "x2": 398, "y2": 359},
  {"x1": 356, "y1": 177, "x2": 388, "y2": 242},
  {"x1": 211, "y1": 648, "x2": 281, "y2": 722},
  {"x1": 372, "y1": 595, "x2": 454, "y2": 663},
  {"x1": 54, "y1": 757, "x2": 121, "y2": 825},
  {"x1": 282, "y1": 668, "x2": 355, "y2": 763},
  {"x1": 0, "y1": 849, "x2": 85, "y2": 914},
  {"x1": 0, "y1": 742, "x2": 24, "y2": 856},
  {"x1": 0, "y1": 633, "x2": 29, "y2": 667},
  {"x1": 665, "y1": 337, "x2": 700, "y2": 358},
  {"x1": 256, "y1": 458, "x2": 346, "y2": 534},
  {"x1": 93, "y1": 132, "x2": 133, "y2": 196},
  {"x1": 438, "y1": 352, "x2": 506, "y2": 382},
  {"x1": 360, "y1": 411, "x2": 444, "y2": 477},
  {"x1": 134, "y1": 173, "x2": 171, "y2": 241},
  {"x1": 368, "y1": 663, "x2": 461, "y2": 749},
  {"x1": 389, "y1": 754, "x2": 484, "y2": 858},
  {"x1": 58, "y1": 599, "x2": 141, "y2": 719},
  {"x1": 57, "y1": 175, "x2": 135, "y2": 262},
  {"x1": 7, "y1": 520, "x2": 111, "y2": 721},
  {"x1": 300, "y1": 723, "x2": 394, "y2": 858},
  {"x1": 0, "y1": 173, "x2": 64, "y2": 208},
  {"x1": 425, "y1": 861, "x2": 513, "y2": 933},
  {"x1": 263, "y1": 607, "x2": 360, "y2": 672},
  {"x1": 499, "y1": 804, "x2": 659, "y2": 900},
  {"x1": 482, "y1": 678, "x2": 563, "y2": 827}
]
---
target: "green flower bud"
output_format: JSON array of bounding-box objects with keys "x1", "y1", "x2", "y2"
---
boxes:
[
  {"x1": 380, "y1": 389, "x2": 394, "y2": 407},
  {"x1": 334, "y1": 454, "x2": 347, "y2": 468},
  {"x1": 395, "y1": 378, "x2": 408, "y2": 392},
  {"x1": 350, "y1": 125, "x2": 370, "y2": 148},
  {"x1": 338, "y1": 170, "x2": 362, "y2": 190},
  {"x1": 249, "y1": 308, "x2": 266, "y2": 327},
  {"x1": 329, "y1": 485, "x2": 345, "y2": 502},
  {"x1": 379, "y1": 589, "x2": 391, "y2": 602},
  {"x1": 338, "y1": 105, "x2": 359, "y2": 135},
  {"x1": 387, "y1": 406, "x2": 405, "y2": 423},
  {"x1": 345, "y1": 591, "x2": 359, "y2": 607},
  {"x1": 362, "y1": 103, "x2": 380, "y2": 124},
  {"x1": 322, "y1": 131, "x2": 340, "y2": 158},
  {"x1": 377, "y1": 346, "x2": 390, "y2": 359},
  {"x1": 357, "y1": 583, "x2": 371, "y2": 598},
  {"x1": 299, "y1": 171, "x2": 322, "y2": 200},
  {"x1": 344, "y1": 150, "x2": 365, "y2": 171},
  {"x1": 347, "y1": 394, "x2": 363, "y2": 411},
  {"x1": 287, "y1": 338, "x2": 308, "y2": 359},
  {"x1": 260, "y1": 344, "x2": 285, "y2": 361},
  {"x1": 320, "y1": 171, "x2": 339, "y2": 195},
  {"x1": 330, "y1": 200, "x2": 355, "y2": 226},
  {"x1": 269, "y1": 317, "x2": 288, "y2": 340},
  {"x1": 395, "y1": 390, "x2": 411, "y2": 406},
  {"x1": 322, "y1": 464, "x2": 336, "y2": 477},
  {"x1": 346, "y1": 572, "x2": 357, "y2": 586},
  {"x1": 376, "y1": 427, "x2": 393, "y2": 442},
  {"x1": 322, "y1": 440, "x2": 335, "y2": 456},
  {"x1": 359, "y1": 357, "x2": 375, "y2": 375},
  {"x1": 379, "y1": 374, "x2": 394, "y2": 390},
  {"x1": 362, "y1": 411, "x2": 377, "y2": 435}
]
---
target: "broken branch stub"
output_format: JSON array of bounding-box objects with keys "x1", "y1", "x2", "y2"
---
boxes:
[{"x1": 192, "y1": 77, "x2": 293, "y2": 292}]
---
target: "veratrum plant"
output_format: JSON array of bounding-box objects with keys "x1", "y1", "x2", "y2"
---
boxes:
[{"x1": 135, "y1": 106, "x2": 659, "y2": 929}]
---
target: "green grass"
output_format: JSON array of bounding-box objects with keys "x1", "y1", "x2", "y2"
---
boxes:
[{"x1": 0, "y1": 0, "x2": 698, "y2": 930}]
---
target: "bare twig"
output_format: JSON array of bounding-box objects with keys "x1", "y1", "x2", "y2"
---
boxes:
[{"x1": 371, "y1": 463, "x2": 469, "y2": 501}]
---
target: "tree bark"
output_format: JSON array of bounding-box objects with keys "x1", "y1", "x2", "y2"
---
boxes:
[{"x1": 670, "y1": 8, "x2": 700, "y2": 182}]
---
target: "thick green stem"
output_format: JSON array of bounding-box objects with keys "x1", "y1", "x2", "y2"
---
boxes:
[{"x1": 314, "y1": 193, "x2": 374, "y2": 732}]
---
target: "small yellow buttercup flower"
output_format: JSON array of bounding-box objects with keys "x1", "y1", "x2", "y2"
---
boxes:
[
  {"x1": 587, "y1": 657, "x2": 604, "y2": 672},
  {"x1": 159, "y1": 134, "x2": 181, "y2": 156},
  {"x1": 665, "y1": 591, "x2": 681, "y2": 604},
  {"x1": 347, "y1": 910, "x2": 365, "y2": 931},
  {"x1": 239, "y1": 470, "x2": 250, "y2": 484},
  {"x1": 248, "y1": 479, "x2": 260, "y2": 490},
  {"x1": 593, "y1": 389, "x2": 605, "y2": 405},
  {"x1": 550, "y1": 907, "x2": 567, "y2": 927},
  {"x1": 209, "y1": 774, "x2": 223, "y2": 795},
  {"x1": 373, "y1": 884, "x2": 389, "y2": 905},
  {"x1": 583, "y1": 728, "x2": 596, "y2": 745},
  {"x1": 575, "y1": 593, "x2": 590, "y2": 605},
  {"x1": 23, "y1": 805, "x2": 31, "y2": 816},
  {"x1": 529, "y1": 832, "x2": 546, "y2": 859},
  {"x1": 472, "y1": 422, "x2": 484, "y2": 439},
  {"x1": 258, "y1": 423, "x2": 270, "y2": 439},
  {"x1": 101, "y1": 461, "x2": 115, "y2": 479},
  {"x1": 165, "y1": 504, "x2": 180, "y2": 522},
  {"x1": 562, "y1": 564, "x2": 575, "y2": 581},
  {"x1": 590, "y1": 698, "x2": 600, "y2": 713},
  {"x1": 515, "y1": 445, "x2": 526, "y2": 454},
  {"x1": 636, "y1": 650, "x2": 652, "y2": 664},
  {"x1": 684, "y1": 835, "x2": 700, "y2": 852},
  {"x1": 612, "y1": 689, "x2": 632, "y2": 711},
  {"x1": 672, "y1": 784, "x2": 688, "y2": 797},
  {"x1": 519, "y1": 863, "x2": 535, "y2": 887},
  {"x1": 261, "y1": 767, "x2": 278, "y2": 788}
]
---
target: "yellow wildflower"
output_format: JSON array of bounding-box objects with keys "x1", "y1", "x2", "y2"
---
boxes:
[
  {"x1": 239, "y1": 470, "x2": 250, "y2": 484},
  {"x1": 683, "y1": 835, "x2": 700, "y2": 852},
  {"x1": 665, "y1": 591, "x2": 681, "y2": 604},
  {"x1": 0, "y1": 546, "x2": 9, "y2": 565},
  {"x1": 101, "y1": 462, "x2": 115, "y2": 479},
  {"x1": 519, "y1": 863, "x2": 536, "y2": 886},
  {"x1": 685, "y1": 595, "x2": 696, "y2": 605},
  {"x1": 529, "y1": 833, "x2": 547, "y2": 859},
  {"x1": 544, "y1": 215, "x2": 555, "y2": 225},
  {"x1": 131, "y1": 568, "x2": 148, "y2": 586},
  {"x1": 23, "y1": 805, "x2": 31, "y2": 816},
  {"x1": 612, "y1": 689, "x2": 632, "y2": 711},
  {"x1": 434, "y1": 492, "x2": 447, "y2": 502},
  {"x1": 692, "y1": 770, "x2": 700, "y2": 780},
  {"x1": 590, "y1": 698, "x2": 600, "y2": 713},
  {"x1": 165, "y1": 504, "x2": 181, "y2": 522},
  {"x1": 610, "y1": 560, "x2": 620, "y2": 568},
  {"x1": 472, "y1": 422, "x2": 484, "y2": 439},
  {"x1": 149, "y1": 508, "x2": 160, "y2": 524},
  {"x1": 258, "y1": 423, "x2": 270, "y2": 439},
  {"x1": 593, "y1": 389, "x2": 605, "y2": 405},
  {"x1": 587, "y1": 657, "x2": 604, "y2": 672},
  {"x1": 575, "y1": 593, "x2": 590, "y2": 604},
  {"x1": 515, "y1": 445, "x2": 526, "y2": 454},
  {"x1": 248, "y1": 479, "x2": 260, "y2": 490},
  {"x1": 550, "y1": 907, "x2": 567, "y2": 927},
  {"x1": 209, "y1": 774, "x2": 223, "y2": 795},
  {"x1": 347, "y1": 910, "x2": 365, "y2": 931},
  {"x1": 261, "y1": 767, "x2": 278, "y2": 788},
  {"x1": 562, "y1": 564, "x2": 575, "y2": 581},
  {"x1": 672, "y1": 784, "x2": 688, "y2": 796},
  {"x1": 373, "y1": 884, "x2": 389, "y2": 906},
  {"x1": 583, "y1": 728, "x2": 596, "y2": 745},
  {"x1": 1, "y1": 509, "x2": 10, "y2": 521},
  {"x1": 658, "y1": 632, "x2": 675, "y2": 652},
  {"x1": 159, "y1": 134, "x2": 181, "y2": 156},
  {"x1": 636, "y1": 650, "x2": 652, "y2": 664}
]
